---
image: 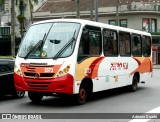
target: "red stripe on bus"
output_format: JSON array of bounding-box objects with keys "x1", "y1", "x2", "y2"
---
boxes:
[
  {"x1": 133, "y1": 58, "x2": 141, "y2": 66},
  {"x1": 87, "y1": 57, "x2": 105, "y2": 78}
]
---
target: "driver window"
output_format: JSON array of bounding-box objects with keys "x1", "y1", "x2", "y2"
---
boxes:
[{"x1": 78, "y1": 25, "x2": 101, "y2": 62}]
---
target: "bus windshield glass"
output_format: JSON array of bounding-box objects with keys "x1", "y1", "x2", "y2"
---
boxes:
[{"x1": 18, "y1": 22, "x2": 81, "y2": 59}]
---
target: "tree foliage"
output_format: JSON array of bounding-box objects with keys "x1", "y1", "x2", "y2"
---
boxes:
[
  {"x1": 0, "y1": 0, "x2": 4, "y2": 10},
  {"x1": 0, "y1": 0, "x2": 4, "y2": 5},
  {"x1": 16, "y1": 0, "x2": 39, "y2": 37},
  {"x1": 17, "y1": 14, "x2": 25, "y2": 23},
  {"x1": 16, "y1": 0, "x2": 39, "y2": 23}
]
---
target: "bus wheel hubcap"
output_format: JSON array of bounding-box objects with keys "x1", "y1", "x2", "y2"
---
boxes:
[{"x1": 80, "y1": 89, "x2": 86, "y2": 100}]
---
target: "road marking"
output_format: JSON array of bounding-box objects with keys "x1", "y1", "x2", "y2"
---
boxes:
[{"x1": 129, "y1": 106, "x2": 160, "y2": 122}]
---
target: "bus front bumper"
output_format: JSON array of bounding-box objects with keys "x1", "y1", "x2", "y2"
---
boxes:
[{"x1": 14, "y1": 73, "x2": 74, "y2": 95}]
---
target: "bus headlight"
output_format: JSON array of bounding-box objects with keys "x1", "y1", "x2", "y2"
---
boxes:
[
  {"x1": 14, "y1": 65, "x2": 22, "y2": 76},
  {"x1": 59, "y1": 71, "x2": 64, "y2": 76},
  {"x1": 55, "y1": 65, "x2": 70, "y2": 78}
]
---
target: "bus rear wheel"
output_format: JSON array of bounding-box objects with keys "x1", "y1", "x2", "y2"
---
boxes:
[
  {"x1": 129, "y1": 75, "x2": 138, "y2": 92},
  {"x1": 75, "y1": 86, "x2": 88, "y2": 105},
  {"x1": 28, "y1": 92, "x2": 43, "y2": 103}
]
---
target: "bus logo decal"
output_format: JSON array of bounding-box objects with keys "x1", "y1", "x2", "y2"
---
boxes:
[
  {"x1": 35, "y1": 73, "x2": 40, "y2": 78},
  {"x1": 110, "y1": 62, "x2": 128, "y2": 70}
]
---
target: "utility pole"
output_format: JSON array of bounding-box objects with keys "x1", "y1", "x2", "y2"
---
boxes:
[
  {"x1": 0, "y1": 14, "x2": 2, "y2": 26},
  {"x1": 95, "y1": 0, "x2": 98, "y2": 22},
  {"x1": 76, "y1": 0, "x2": 80, "y2": 18},
  {"x1": 116, "y1": 0, "x2": 119, "y2": 26},
  {"x1": 90, "y1": 0, "x2": 94, "y2": 21},
  {"x1": 11, "y1": 0, "x2": 15, "y2": 57}
]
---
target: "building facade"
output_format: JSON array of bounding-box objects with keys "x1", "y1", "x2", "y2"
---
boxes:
[{"x1": 33, "y1": 0, "x2": 160, "y2": 64}]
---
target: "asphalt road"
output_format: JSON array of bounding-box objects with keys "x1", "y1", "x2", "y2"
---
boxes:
[{"x1": 0, "y1": 69, "x2": 160, "y2": 122}]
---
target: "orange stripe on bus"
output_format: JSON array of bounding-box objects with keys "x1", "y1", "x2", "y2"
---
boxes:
[
  {"x1": 75, "y1": 57, "x2": 98, "y2": 81},
  {"x1": 130, "y1": 57, "x2": 152, "y2": 75}
]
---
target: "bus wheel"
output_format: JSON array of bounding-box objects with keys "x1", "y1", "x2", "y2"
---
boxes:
[
  {"x1": 129, "y1": 75, "x2": 138, "y2": 92},
  {"x1": 75, "y1": 86, "x2": 88, "y2": 105},
  {"x1": 28, "y1": 92, "x2": 43, "y2": 103}
]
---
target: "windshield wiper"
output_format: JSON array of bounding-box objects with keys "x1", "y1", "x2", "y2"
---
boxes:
[
  {"x1": 53, "y1": 30, "x2": 76, "y2": 59},
  {"x1": 24, "y1": 33, "x2": 46, "y2": 59}
]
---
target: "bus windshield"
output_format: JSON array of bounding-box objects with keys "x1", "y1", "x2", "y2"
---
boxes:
[{"x1": 18, "y1": 22, "x2": 81, "y2": 59}]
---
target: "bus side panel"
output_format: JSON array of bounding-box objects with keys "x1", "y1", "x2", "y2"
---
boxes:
[
  {"x1": 75, "y1": 56, "x2": 152, "y2": 93},
  {"x1": 98, "y1": 57, "x2": 138, "y2": 90}
]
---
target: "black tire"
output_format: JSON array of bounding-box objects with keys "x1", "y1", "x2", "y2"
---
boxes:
[
  {"x1": 129, "y1": 75, "x2": 138, "y2": 92},
  {"x1": 75, "y1": 86, "x2": 88, "y2": 105},
  {"x1": 12, "y1": 90, "x2": 25, "y2": 98},
  {"x1": 28, "y1": 92, "x2": 43, "y2": 103}
]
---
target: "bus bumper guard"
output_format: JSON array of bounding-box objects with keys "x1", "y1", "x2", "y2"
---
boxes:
[{"x1": 14, "y1": 73, "x2": 74, "y2": 95}]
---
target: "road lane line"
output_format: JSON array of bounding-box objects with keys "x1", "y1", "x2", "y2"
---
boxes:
[{"x1": 129, "y1": 106, "x2": 160, "y2": 122}]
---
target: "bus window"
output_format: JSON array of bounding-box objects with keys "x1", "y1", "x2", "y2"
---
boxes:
[
  {"x1": 119, "y1": 31, "x2": 131, "y2": 56},
  {"x1": 131, "y1": 34, "x2": 142, "y2": 56},
  {"x1": 89, "y1": 31, "x2": 101, "y2": 55},
  {"x1": 142, "y1": 36, "x2": 151, "y2": 57},
  {"x1": 78, "y1": 25, "x2": 101, "y2": 62},
  {"x1": 103, "y1": 29, "x2": 118, "y2": 56}
]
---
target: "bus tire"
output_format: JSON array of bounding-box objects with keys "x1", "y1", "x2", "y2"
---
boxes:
[
  {"x1": 129, "y1": 75, "x2": 138, "y2": 92},
  {"x1": 28, "y1": 92, "x2": 43, "y2": 103},
  {"x1": 75, "y1": 86, "x2": 88, "y2": 105}
]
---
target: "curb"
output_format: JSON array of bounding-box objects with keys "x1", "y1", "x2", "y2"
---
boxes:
[{"x1": 153, "y1": 65, "x2": 160, "y2": 69}]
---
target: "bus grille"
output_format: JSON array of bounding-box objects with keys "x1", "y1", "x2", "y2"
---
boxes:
[
  {"x1": 26, "y1": 81, "x2": 51, "y2": 90},
  {"x1": 24, "y1": 72, "x2": 54, "y2": 78},
  {"x1": 22, "y1": 64, "x2": 55, "y2": 79}
]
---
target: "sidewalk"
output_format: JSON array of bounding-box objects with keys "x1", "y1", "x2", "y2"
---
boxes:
[{"x1": 153, "y1": 65, "x2": 160, "y2": 69}]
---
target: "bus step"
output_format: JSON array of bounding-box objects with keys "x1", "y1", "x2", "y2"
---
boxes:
[{"x1": 141, "y1": 81, "x2": 145, "y2": 84}]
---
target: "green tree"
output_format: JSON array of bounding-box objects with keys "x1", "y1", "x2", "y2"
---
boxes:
[
  {"x1": 16, "y1": 0, "x2": 38, "y2": 37},
  {"x1": 0, "y1": 0, "x2": 4, "y2": 25},
  {"x1": 16, "y1": 0, "x2": 25, "y2": 37},
  {"x1": 0, "y1": 0, "x2": 4, "y2": 5},
  {"x1": 0, "y1": 0, "x2": 4, "y2": 15},
  {"x1": 16, "y1": 0, "x2": 38, "y2": 24}
]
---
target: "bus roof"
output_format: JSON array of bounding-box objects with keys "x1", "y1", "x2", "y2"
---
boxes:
[{"x1": 32, "y1": 19, "x2": 151, "y2": 36}]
